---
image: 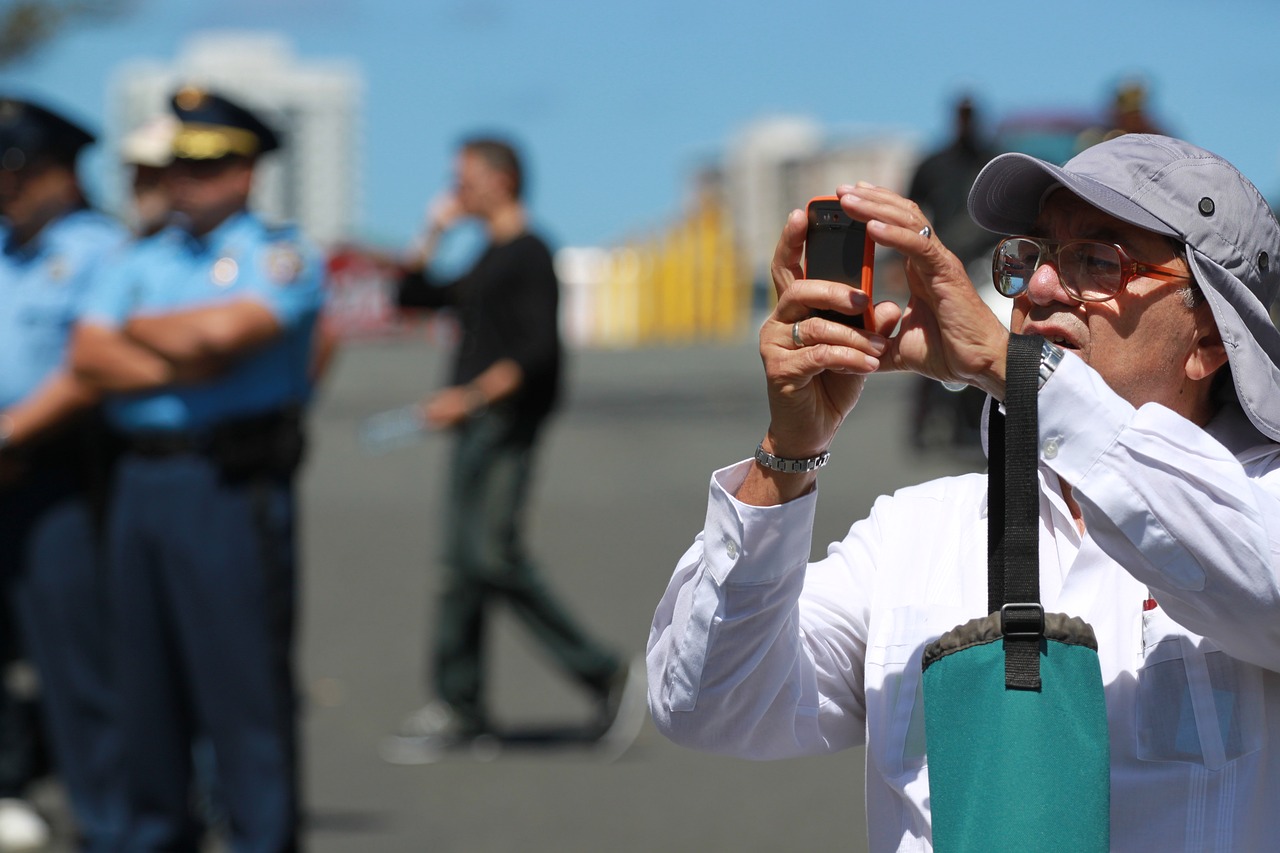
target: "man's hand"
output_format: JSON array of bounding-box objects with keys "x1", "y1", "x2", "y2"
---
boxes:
[
  {"x1": 71, "y1": 324, "x2": 175, "y2": 393},
  {"x1": 735, "y1": 208, "x2": 893, "y2": 507},
  {"x1": 405, "y1": 192, "x2": 465, "y2": 271},
  {"x1": 422, "y1": 385, "x2": 482, "y2": 429},
  {"x1": 737, "y1": 185, "x2": 1012, "y2": 507},
  {"x1": 837, "y1": 183, "x2": 1009, "y2": 400},
  {"x1": 426, "y1": 191, "x2": 464, "y2": 234},
  {"x1": 123, "y1": 301, "x2": 281, "y2": 372}
]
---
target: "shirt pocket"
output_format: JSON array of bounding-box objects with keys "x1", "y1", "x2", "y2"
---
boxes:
[
  {"x1": 1136, "y1": 607, "x2": 1265, "y2": 770},
  {"x1": 18, "y1": 301, "x2": 75, "y2": 367},
  {"x1": 864, "y1": 605, "x2": 968, "y2": 779}
]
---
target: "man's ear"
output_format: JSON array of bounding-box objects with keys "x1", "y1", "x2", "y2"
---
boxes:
[{"x1": 1186, "y1": 304, "x2": 1228, "y2": 382}]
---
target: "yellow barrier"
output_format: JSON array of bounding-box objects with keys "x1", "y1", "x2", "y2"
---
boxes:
[{"x1": 592, "y1": 199, "x2": 751, "y2": 347}]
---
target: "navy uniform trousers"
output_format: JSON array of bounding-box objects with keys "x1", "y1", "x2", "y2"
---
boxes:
[
  {"x1": 0, "y1": 456, "x2": 121, "y2": 851},
  {"x1": 107, "y1": 449, "x2": 298, "y2": 852}
]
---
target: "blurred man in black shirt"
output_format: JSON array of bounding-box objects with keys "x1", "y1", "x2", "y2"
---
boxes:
[{"x1": 386, "y1": 137, "x2": 640, "y2": 761}]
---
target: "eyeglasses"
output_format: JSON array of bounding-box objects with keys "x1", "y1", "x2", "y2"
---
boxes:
[{"x1": 992, "y1": 236, "x2": 1191, "y2": 303}]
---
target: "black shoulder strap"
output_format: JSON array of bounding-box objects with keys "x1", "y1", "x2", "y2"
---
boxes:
[{"x1": 988, "y1": 333, "x2": 1045, "y2": 690}]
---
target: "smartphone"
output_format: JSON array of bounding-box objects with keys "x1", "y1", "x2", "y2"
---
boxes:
[{"x1": 804, "y1": 196, "x2": 875, "y2": 331}]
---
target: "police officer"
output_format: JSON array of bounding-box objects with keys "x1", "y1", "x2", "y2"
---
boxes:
[
  {"x1": 0, "y1": 97, "x2": 126, "y2": 851},
  {"x1": 0, "y1": 96, "x2": 126, "y2": 851},
  {"x1": 70, "y1": 87, "x2": 322, "y2": 851},
  {"x1": 120, "y1": 114, "x2": 178, "y2": 238}
]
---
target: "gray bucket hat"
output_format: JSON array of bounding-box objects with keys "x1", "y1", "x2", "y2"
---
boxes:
[{"x1": 967, "y1": 133, "x2": 1280, "y2": 443}]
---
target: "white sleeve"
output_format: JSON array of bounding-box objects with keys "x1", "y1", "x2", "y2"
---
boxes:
[
  {"x1": 646, "y1": 459, "x2": 871, "y2": 760},
  {"x1": 1040, "y1": 353, "x2": 1280, "y2": 671}
]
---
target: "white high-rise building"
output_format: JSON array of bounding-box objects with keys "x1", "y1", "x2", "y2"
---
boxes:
[{"x1": 109, "y1": 31, "x2": 362, "y2": 247}]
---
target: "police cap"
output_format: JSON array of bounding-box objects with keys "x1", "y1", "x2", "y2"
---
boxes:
[
  {"x1": 0, "y1": 97, "x2": 94, "y2": 172},
  {"x1": 169, "y1": 86, "x2": 280, "y2": 161}
]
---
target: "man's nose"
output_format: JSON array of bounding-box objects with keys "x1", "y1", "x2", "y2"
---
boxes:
[{"x1": 1025, "y1": 260, "x2": 1074, "y2": 306}]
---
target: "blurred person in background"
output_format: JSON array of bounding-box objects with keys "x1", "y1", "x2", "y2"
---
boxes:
[
  {"x1": 0, "y1": 97, "x2": 126, "y2": 852},
  {"x1": 1107, "y1": 79, "x2": 1166, "y2": 139},
  {"x1": 120, "y1": 114, "x2": 177, "y2": 238},
  {"x1": 70, "y1": 87, "x2": 322, "y2": 851},
  {"x1": 382, "y1": 136, "x2": 643, "y2": 763},
  {"x1": 1074, "y1": 78, "x2": 1169, "y2": 154},
  {"x1": 906, "y1": 94, "x2": 999, "y2": 451},
  {"x1": 907, "y1": 95, "x2": 997, "y2": 267}
]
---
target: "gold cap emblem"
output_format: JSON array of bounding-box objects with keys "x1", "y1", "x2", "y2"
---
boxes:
[{"x1": 175, "y1": 86, "x2": 207, "y2": 111}]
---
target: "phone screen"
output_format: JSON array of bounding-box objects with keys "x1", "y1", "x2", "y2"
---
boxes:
[{"x1": 805, "y1": 197, "x2": 873, "y2": 330}]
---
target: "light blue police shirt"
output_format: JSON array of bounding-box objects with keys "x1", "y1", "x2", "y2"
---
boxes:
[
  {"x1": 80, "y1": 211, "x2": 324, "y2": 434},
  {"x1": 0, "y1": 208, "x2": 127, "y2": 410}
]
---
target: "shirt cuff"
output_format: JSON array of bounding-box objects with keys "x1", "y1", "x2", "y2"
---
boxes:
[{"x1": 703, "y1": 459, "x2": 819, "y2": 585}]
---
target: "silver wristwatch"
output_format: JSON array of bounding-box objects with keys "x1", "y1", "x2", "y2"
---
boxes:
[
  {"x1": 1038, "y1": 341, "x2": 1065, "y2": 390},
  {"x1": 753, "y1": 443, "x2": 830, "y2": 474}
]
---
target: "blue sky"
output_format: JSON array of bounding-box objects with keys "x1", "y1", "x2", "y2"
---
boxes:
[{"x1": 4, "y1": 0, "x2": 1279, "y2": 250}]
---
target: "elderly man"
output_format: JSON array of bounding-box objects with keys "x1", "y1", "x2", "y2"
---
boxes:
[{"x1": 648, "y1": 134, "x2": 1280, "y2": 852}]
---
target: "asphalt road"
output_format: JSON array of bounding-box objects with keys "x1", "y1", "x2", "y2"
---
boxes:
[
  {"x1": 292, "y1": 332, "x2": 984, "y2": 853},
  {"x1": 28, "y1": 331, "x2": 983, "y2": 851}
]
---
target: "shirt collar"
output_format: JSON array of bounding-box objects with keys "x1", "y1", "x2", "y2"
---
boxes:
[
  {"x1": 172, "y1": 208, "x2": 254, "y2": 253},
  {"x1": 0, "y1": 206, "x2": 86, "y2": 259},
  {"x1": 980, "y1": 392, "x2": 1278, "y2": 464}
]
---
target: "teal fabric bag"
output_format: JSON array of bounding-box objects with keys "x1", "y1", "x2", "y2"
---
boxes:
[{"x1": 921, "y1": 334, "x2": 1109, "y2": 852}]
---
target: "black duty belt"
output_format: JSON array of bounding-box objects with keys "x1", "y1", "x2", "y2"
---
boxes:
[
  {"x1": 120, "y1": 407, "x2": 306, "y2": 482},
  {"x1": 123, "y1": 431, "x2": 211, "y2": 458},
  {"x1": 123, "y1": 407, "x2": 301, "y2": 457}
]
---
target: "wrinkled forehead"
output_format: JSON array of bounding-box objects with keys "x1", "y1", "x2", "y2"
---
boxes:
[{"x1": 1034, "y1": 189, "x2": 1182, "y2": 261}]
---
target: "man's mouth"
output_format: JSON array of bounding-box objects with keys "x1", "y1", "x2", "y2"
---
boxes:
[
  {"x1": 1020, "y1": 316, "x2": 1086, "y2": 352},
  {"x1": 1045, "y1": 335, "x2": 1077, "y2": 350}
]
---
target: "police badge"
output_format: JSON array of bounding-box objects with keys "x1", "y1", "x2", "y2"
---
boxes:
[{"x1": 211, "y1": 257, "x2": 239, "y2": 287}]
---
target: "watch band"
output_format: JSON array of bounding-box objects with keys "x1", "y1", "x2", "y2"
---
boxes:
[
  {"x1": 1038, "y1": 340, "x2": 1065, "y2": 390},
  {"x1": 753, "y1": 443, "x2": 830, "y2": 474}
]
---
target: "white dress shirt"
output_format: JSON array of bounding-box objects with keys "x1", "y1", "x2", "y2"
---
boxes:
[{"x1": 647, "y1": 352, "x2": 1280, "y2": 853}]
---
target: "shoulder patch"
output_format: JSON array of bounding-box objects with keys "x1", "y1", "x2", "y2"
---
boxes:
[{"x1": 264, "y1": 241, "x2": 304, "y2": 285}]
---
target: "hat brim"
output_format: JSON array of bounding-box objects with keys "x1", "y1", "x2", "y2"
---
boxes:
[{"x1": 968, "y1": 152, "x2": 1180, "y2": 240}]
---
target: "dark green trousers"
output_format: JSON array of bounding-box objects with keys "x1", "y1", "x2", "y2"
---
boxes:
[{"x1": 432, "y1": 408, "x2": 619, "y2": 729}]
